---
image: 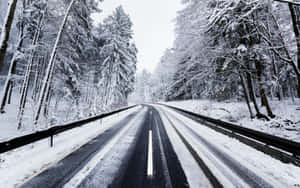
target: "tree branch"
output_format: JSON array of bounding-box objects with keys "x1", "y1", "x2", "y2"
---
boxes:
[{"x1": 274, "y1": 0, "x2": 300, "y2": 6}]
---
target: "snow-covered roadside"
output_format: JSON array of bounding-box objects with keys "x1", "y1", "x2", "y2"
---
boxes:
[
  {"x1": 158, "y1": 105, "x2": 300, "y2": 187},
  {"x1": 163, "y1": 99, "x2": 300, "y2": 142},
  {"x1": 0, "y1": 101, "x2": 138, "y2": 142},
  {"x1": 0, "y1": 106, "x2": 141, "y2": 188}
]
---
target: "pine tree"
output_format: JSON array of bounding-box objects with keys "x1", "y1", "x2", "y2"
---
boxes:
[{"x1": 97, "y1": 6, "x2": 137, "y2": 109}]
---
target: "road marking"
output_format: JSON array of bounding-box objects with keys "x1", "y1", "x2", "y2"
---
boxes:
[{"x1": 147, "y1": 130, "x2": 153, "y2": 177}]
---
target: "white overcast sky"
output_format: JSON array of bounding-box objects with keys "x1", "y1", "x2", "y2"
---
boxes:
[{"x1": 92, "y1": 0, "x2": 183, "y2": 73}]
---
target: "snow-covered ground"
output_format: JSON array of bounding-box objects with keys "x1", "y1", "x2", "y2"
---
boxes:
[
  {"x1": 163, "y1": 99, "x2": 300, "y2": 142},
  {"x1": 0, "y1": 106, "x2": 141, "y2": 188},
  {"x1": 0, "y1": 102, "x2": 35, "y2": 142},
  {"x1": 156, "y1": 105, "x2": 300, "y2": 187},
  {"x1": 0, "y1": 94, "x2": 135, "y2": 142}
]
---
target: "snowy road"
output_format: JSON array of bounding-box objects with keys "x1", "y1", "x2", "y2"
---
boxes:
[{"x1": 18, "y1": 105, "x2": 300, "y2": 188}]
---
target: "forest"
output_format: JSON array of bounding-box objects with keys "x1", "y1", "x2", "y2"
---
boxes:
[
  {"x1": 0, "y1": 0, "x2": 137, "y2": 129},
  {"x1": 140, "y1": 0, "x2": 300, "y2": 120},
  {"x1": 1, "y1": 0, "x2": 300, "y2": 130},
  {"x1": 1, "y1": 1, "x2": 300, "y2": 187}
]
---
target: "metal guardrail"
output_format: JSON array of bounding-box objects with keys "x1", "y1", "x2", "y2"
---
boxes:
[
  {"x1": 159, "y1": 103, "x2": 300, "y2": 156},
  {"x1": 0, "y1": 105, "x2": 137, "y2": 154}
]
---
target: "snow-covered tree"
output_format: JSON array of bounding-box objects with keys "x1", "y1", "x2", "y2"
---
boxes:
[
  {"x1": 153, "y1": 0, "x2": 300, "y2": 121},
  {"x1": 129, "y1": 69, "x2": 152, "y2": 103},
  {"x1": 96, "y1": 6, "x2": 137, "y2": 109},
  {"x1": 0, "y1": 0, "x2": 138, "y2": 129},
  {"x1": 34, "y1": 0, "x2": 102, "y2": 124}
]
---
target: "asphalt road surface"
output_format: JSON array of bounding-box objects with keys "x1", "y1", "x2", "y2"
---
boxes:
[{"x1": 19, "y1": 105, "x2": 297, "y2": 188}]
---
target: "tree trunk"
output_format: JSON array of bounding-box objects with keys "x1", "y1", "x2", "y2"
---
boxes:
[
  {"x1": 34, "y1": 53, "x2": 47, "y2": 102},
  {"x1": 239, "y1": 72, "x2": 254, "y2": 119},
  {"x1": 246, "y1": 71, "x2": 269, "y2": 120},
  {"x1": 0, "y1": 24, "x2": 24, "y2": 113},
  {"x1": 260, "y1": 86, "x2": 265, "y2": 107},
  {"x1": 17, "y1": 2, "x2": 49, "y2": 128},
  {"x1": 18, "y1": 9, "x2": 46, "y2": 127},
  {"x1": 271, "y1": 53, "x2": 282, "y2": 101},
  {"x1": 255, "y1": 60, "x2": 276, "y2": 118},
  {"x1": 289, "y1": 4, "x2": 300, "y2": 68},
  {"x1": 0, "y1": 0, "x2": 18, "y2": 72},
  {"x1": 43, "y1": 66, "x2": 55, "y2": 118},
  {"x1": 31, "y1": 57, "x2": 42, "y2": 101},
  {"x1": 17, "y1": 54, "x2": 37, "y2": 129},
  {"x1": 288, "y1": 4, "x2": 300, "y2": 97},
  {"x1": 247, "y1": 73, "x2": 259, "y2": 113},
  {"x1": 44, "y1": 86, "x2": 52, "y2": 118},
  {"x1": 34, "y1": 0, "x2": 76, "y2": 125},
  {"x1": 7, "y1": 82, "x2": 13, "y2": 104}
]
